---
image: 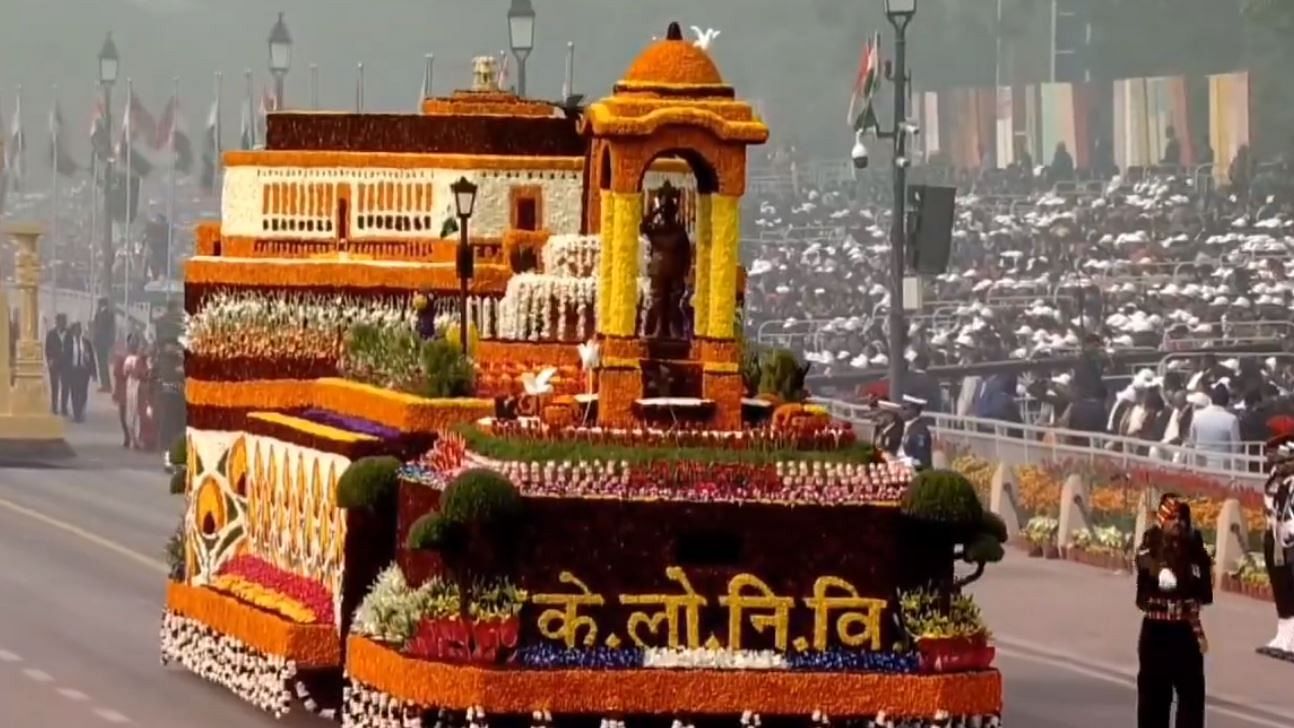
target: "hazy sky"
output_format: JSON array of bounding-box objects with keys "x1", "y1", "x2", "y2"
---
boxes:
[{"x1": 0, "y1": 0, "x2": 884, "y2": 176}]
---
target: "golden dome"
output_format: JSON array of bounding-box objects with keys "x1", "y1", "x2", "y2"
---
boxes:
[{"x1": 621, "y1": 22, "x2": 724, "y2": 87}]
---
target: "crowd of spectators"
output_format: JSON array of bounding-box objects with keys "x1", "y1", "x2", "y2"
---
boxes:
[{"x1": 740, "y1": 145, "x2": 1294, "y2": 470}]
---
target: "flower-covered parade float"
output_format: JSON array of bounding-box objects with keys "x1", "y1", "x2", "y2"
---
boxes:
[{"x1": 163, "y1": 23, "x2": 1006, "y2": 727}]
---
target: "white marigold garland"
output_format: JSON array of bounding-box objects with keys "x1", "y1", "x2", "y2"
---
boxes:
[
  {"x1": 159, "y1": 611, "x2": 296, "y2": 717},
  {"x1": 342, "y1": 678, "x2": 421, "y2": 728}
]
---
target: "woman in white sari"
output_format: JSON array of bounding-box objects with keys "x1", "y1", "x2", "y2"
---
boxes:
[{"x1": 123, "y1": 346, "x2": 143, "y2": 449}]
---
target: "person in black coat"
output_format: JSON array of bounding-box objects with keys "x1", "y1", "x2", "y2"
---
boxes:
[
  {"x1": 92, "y1": 298, "x2": 115, "y2": 393},
  {"x1": 904, "y1": 353, "x2": 944, "y2": 414},
  {"x1": 1135, "y1": 494, "x2": 1212, "y2": 728},
  {"x1": 44, "y1": 313, "x2": 69, "y2": 416},
  {"x1": 61, "y1": 322, "x2": 97, "y2": 423}
]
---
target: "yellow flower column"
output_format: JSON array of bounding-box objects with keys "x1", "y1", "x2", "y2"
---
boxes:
[
  {"x1": 608, "y1": 192, "x2": 644, "y2": 337},
  {"x1": 706, "y1": 194, "x2": 740, "y2": 340},
  {"x1": 596, "y1": 192, "x2": 616, "y2": 331},
  {"x1": 691, "y1": 193, "x2": 713, "y2": 338}
]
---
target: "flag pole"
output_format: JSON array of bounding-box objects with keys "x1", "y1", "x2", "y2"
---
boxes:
[
  {"x1": 244, "y1": 69, "x2": 255, "y2": 149},
  {"x1": 356, "y1": 63, "x2": 364, "y2": 112},
  {"x1": 49, "y1": 83, "x2": 59, "y2": 318},
  {"x1": 123, "y1": 78, "x2": 133, "y2": 331},
  {"x1": 88, "y1": 82, "x2": 98, "y2": 311},
  {"x1": 563, "y1": 42, "x2": 574, "y2": 101},
  {"x1": 309, "y1": 63, "x2": 319, "y2": 110},
  {"x1": 421, "y1": 54, "x2": 434, "y2": 106},
  {"x1": 167, "y1": 76, "x2": 178, "y2": 285},
  {"x1": 214, "y1": 70, "x2": 222, "y2": 188},
  {"x1": 13, "y1": 84, "x2": 22, "y2": 193}
]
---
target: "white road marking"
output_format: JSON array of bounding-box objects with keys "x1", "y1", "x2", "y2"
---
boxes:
[
  {"x1": 22, "y1": 667, "x2": 53, "y2": 683},
  {"x1": 0, "y1": 495, "x2": 168, "y2": 574},
  {"x1": 58, "y1": 687, "x2": 90, "y2": 702},
  {"x1": 1, "y1": 645, "x2": 134, "y2": 723},
  {"x1": 997, "y1": 644, "x2": 1294, "y2": 728},
  {"x1": 93, "y1": 708, "x2": 131, "y2": 724}
]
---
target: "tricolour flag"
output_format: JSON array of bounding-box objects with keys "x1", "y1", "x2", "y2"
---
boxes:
[
  {"x1": 118, "y1": 90, "x2": 157, "y2": 177},
  {"x1": 847, "y1": 32, "x2": 881, "y2": 131},
  {"x1": 48, "y1": 99, "x2": 78, "y2": 176},
  {"x1": 200, "y1": 96, "x2": 220, "y2": 192},
  {"x1": 89, "y1": 95, "x2": 112, "y2": 161},
  {"x1": 156, "y1": 96, "x2": 194, "y2": 174},
  {"x1": 497, "y1": 51, "x2": 510, "y2": 92},
  {"x1": 239, "y1": 97, "x2": 253, "y2": 150},
  {"x1": 7, "y1": 93, "x2": 25, "y2": 192},
  {"x1": 257, "y1": 86, "x2": 277, "y2": 144}
]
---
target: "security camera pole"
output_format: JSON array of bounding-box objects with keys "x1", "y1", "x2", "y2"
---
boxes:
[{"x1": 876, "y1": 0, "x2": 916, "y2": 401}]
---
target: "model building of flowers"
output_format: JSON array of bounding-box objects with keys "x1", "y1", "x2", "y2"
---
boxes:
[{"x1": 164, "y1": 22, "x2": 1004, "y2": 727}]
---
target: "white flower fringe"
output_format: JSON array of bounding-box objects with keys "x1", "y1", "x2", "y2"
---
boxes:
[{"x1": 159, "y1": 611, "x2": 296, "y2": 718}]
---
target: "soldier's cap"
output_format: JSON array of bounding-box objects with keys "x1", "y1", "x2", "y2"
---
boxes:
[{"x1": 1265, "y1": 433, "x2": 1294, "y2": 460}]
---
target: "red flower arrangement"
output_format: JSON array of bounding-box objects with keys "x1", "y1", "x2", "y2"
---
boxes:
[
  {"x1": 406, "y1": 616, "x2": 520, "y2": 664},
  {"x1": 217, "y1": 555, "x2": 336, "y2": 626}
]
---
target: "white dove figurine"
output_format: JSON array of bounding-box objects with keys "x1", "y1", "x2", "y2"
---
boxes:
[
  {"x1": 691, "y1": 26, "x2": 720, "y2": 51},
  {"x1": 577, "y1": 340, "x2": 601, "y2": 394},
  {"x1": 577, "y1": 340, "x2": 601, "y2": 370},
  {"x1": 520, "y1": 367, "x2": 558, "y2": 396}
]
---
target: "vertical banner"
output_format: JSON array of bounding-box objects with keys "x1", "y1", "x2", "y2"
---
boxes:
[
  {"x1": 1114, "y1": 77, "x2": 1151, "y2": 170},
  {"x1": 922, "y1": 91, "x2": 940, "y2": 160},
  {"x1": 1023, "y1": 84, "x2": 1042, "y2": 166},
  {"x1": 1143, "y1": 78, "x2": 1190, "y2": 166},
  {"x1": 1209, "y1": 71, "x2": 1250, "y2": 182},
  {"x1": 975, "y1": 88, "x2": 997, "y2": 169},
  {"x1": 1040, "y1": 83, "x2": 1076, "y2": 166},
  {"x1": 996, "y1": 86, "x2": 1014, "y2": 168}
]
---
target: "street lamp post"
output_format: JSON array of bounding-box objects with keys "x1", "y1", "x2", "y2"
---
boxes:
[
  {"x1": 268, "y1": 11, "x2": 292, "y2": 107},
  {"x1": 451, "y1": 176, "x2": 479, "y2": 354},
  {"x1": 507, "y1": 0, "x2": 535, "y2": 97},
  {"x1": 881, "y1": 0, "x2": 916, "y2": 402},
  {"x1": 98, "y1": 33, "x2": 119, "y2": 302}
]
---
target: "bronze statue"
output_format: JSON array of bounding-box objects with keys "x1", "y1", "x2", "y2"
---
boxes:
[{"x1": 640, "y1": 182, "x2": 692, "y2": 340}]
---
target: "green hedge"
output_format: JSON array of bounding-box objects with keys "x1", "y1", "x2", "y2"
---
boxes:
[{"x1": 337, "y1": 456, "x2": 403, "y2": 509}]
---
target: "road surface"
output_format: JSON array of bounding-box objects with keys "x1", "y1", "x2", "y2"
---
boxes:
[{"x1": 0, "y1": 396, "x2": 1286, "y2": 727}]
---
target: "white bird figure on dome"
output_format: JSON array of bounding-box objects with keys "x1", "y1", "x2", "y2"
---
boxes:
[
  {"x1": 691, "y1": 26, "x2": 720, "y2": 50},
  {"x1": 521, "y1": 367, "x2": 558, "y2": 396}
]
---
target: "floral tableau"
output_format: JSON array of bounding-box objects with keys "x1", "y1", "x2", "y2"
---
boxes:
[
  {"x1": 166, "y1": 582, "x2": 341, "y2": 668},
  {"x1": 186, "y1": 429, "x2": 251, "y2": 585},
  {"x1": 346, "y1": 635, "x2": 1001, "y2": 716},
  {"x1": 213, "y1": 555, "x2": 336, "y2": 625}
]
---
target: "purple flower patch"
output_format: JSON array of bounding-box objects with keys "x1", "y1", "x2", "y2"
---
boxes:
[{"x1": 296, "y1": 409, "x2": 403, "y2": 441}]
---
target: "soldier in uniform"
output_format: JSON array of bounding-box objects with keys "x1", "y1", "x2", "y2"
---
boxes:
[
  {"x1": 1135, "y1": 493, "x2": 1212, "y2": 728},
  {"x1": 1260, "y1": 435, "x2": 1294, "y2": 657},
  {"x1": 871, "y1": 402, "x2": 904, "y2": 456},
  {"x1": 900, "y1": 394, "x2": 932, "y2": 470}
]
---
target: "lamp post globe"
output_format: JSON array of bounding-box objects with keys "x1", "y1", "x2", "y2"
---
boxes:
[
  {"x1": 507, "y1": 0, "x2": 535, "y2": 96},
  {"x1": 885, "y1": 0, "x2": 917, "y2": 18},
  {"x1": 99, "y1": 32, "x2": 119, "y2": 86},
  {"x1": 451, "y1": 176, "x2": 479, "y2": 219},
  {"x1": 268, "y1": 11, "x2": 292, "y2": 105},
  {"x1": 268, "y1": 12, "x2": 292, "y2": 73},
  {"x1": 450, "y1": 176, "x2": 479, "y2": 354}
]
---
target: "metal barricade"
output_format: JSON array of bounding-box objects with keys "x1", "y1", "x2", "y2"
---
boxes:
[{"x1": 810, "y1": 396, "x2": 1268, "y2": 488}]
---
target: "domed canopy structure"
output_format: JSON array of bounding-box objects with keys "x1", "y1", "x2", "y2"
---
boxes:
[
  {"x1": 619, "y1": 22, "x2": 727, "y2": 92},
  {"x1": 582, "y1": 21, "x2": 768, "y2": 431}
]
